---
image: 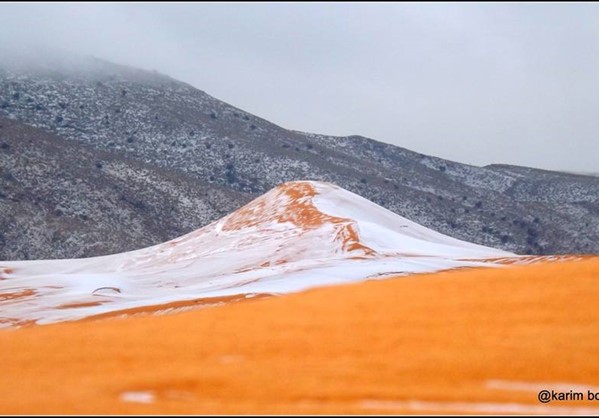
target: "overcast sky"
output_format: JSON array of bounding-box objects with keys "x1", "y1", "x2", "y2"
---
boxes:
[{"x1": 1, "y1": 2, "x2": 598, "y2": 173}]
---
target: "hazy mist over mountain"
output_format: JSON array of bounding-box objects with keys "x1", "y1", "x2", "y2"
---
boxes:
[{"x1": 1, "y1": 2, "x2": 598, "y2": 173}]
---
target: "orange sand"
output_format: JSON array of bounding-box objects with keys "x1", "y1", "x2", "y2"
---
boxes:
[
  {"x1": 223, "y1": 182, "x2": 374, "y2": 255},
  {"x1": 0, "y1": 289, "x2": 35, "y2": 301},
  {"x1": 82, "y1": 293, "x2": 273, "y2": 322},
  {"x1": 1, "y1": 257, "x2": 598, "y2": 414}
]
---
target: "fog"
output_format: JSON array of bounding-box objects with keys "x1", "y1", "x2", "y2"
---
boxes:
[{"x1": 1, "y1": 2, "x2": 598, "y2": 173}]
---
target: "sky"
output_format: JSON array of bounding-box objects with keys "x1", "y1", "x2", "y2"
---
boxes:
[{"x1": 1, "y1": 2, "x2": 598, "y2": 173}]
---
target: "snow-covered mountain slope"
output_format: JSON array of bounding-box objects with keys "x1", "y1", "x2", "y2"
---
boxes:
[
  {"x1": 0, "y1": 181, "x2": 518, "y2": 327},
  {"x1": 2, "y1": 57, "x2": 599, "y2": 259}
]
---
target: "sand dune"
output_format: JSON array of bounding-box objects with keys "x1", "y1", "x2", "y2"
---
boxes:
[
  {"x1": 1, "y1": 181, "x2": 514, "y2": 327},
  {"x1": 0, "y1": 257, "x2": 598, "y2": 414},
  {"x1": 2, "y1": 180, "x2": 596, "y2": 415}
]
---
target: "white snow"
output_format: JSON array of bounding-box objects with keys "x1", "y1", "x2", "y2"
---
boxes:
[
  {"x1": 312, "y1": 182, "x2": 510, "y2": 259},
  {"x1": 120, "y1": 391, "x2": 155, "y2": 404},
  {"x1": 485, "y1": 380, "x2": 599, "y2": 394},
  {"x1": 358, "y1": 399, "x2": 599, "y2": 415},
  {"x1": 0, "y1": 181, "x2": 519, "y2": 327}
]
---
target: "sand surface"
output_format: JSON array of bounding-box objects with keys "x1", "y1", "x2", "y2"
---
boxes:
[{"x1": 1, "y1": 257, "x2": 598, "y2": 414}]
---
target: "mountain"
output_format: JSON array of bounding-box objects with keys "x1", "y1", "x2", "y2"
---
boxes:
[
  {"x1": 0, "y1": 181, "x2": 521, "y2": 328},
  {"x1": 1, "y1": 54, "x2": 598, "y2": 258},
  {"x1": 0, "y1": 116, "x2": 245, "y2": 260}
]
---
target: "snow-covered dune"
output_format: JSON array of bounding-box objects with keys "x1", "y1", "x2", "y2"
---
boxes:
[{"x1": 0, "y1": 181, "x2": 515, "y2": 327}]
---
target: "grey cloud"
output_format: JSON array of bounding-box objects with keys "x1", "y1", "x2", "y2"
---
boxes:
[{"x1": 0, "y1": 2, "x2": 598, "y2": 173}]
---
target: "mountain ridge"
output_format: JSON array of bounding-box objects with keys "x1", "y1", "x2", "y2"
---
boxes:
[{"x1": 1, "y1": 54, "x2": 598, "y2": 258}]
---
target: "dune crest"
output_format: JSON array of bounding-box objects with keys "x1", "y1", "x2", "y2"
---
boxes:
[{"x1": 0, "y1": 181, "x2": 516, "y2": 327}]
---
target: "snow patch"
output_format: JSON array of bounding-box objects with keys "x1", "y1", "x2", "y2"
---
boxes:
[
  {"x1": 0, "y1": 181, "x2": 519, "y2": 327},
  {"x1": 120, "y1": 391, "x2": 155, "y2": 404}
]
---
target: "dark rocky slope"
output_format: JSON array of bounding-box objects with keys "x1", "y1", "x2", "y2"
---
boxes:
[{"x1": 1, "y1": 56, "x2": 597, "y2": 259}]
